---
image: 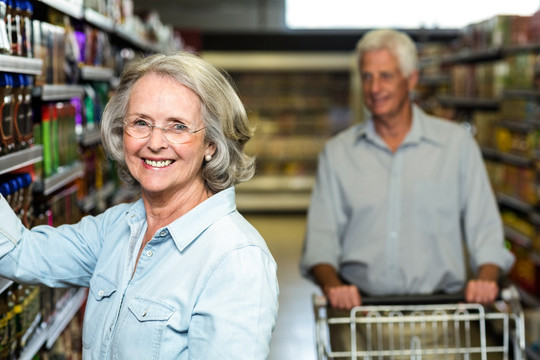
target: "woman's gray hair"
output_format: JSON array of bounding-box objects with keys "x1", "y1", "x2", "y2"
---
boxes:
[
  {"x1": 100, "y1": 51, "x2": 255, "y2": 193},
  {"x1": 356, "y1": 29, "x2": 418, "y2": 77}
]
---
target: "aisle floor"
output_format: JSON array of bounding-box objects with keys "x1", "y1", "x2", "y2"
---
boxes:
[{"x1": 245, "y1": 213, "x2": 319, "y2": 360}]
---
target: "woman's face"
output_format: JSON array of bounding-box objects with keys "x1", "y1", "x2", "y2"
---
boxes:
[{"x1": 123, "y1": 73, "x2": 215, "y2": 198}]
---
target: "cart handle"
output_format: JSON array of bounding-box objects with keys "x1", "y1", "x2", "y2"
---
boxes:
[
  {"x1": 357, "y1": 285, "x2": 521, "y2": 306},
  {"x1": 361, "y1": 292, "x2": 466, "y2": 306},
  {"x1": 313, "y1": 286, "x2": 519, "y2": 307}
]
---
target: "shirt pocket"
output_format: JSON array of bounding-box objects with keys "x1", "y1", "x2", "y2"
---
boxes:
[
  {"x1": 113, "y1": 297, "x2": 176, "y2": 360},
  {"x1": 412, "y1": 180, "x2": 457, "y2": 237},
  {"x1": 83, "y1": 274, "x2": 118, "y2": 349}
]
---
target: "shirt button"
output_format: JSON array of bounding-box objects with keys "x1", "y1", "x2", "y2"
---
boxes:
[
  {"x1": 146, "y1": 250, "x2": 153, "y2": 257},
  {"x1": 98, "y1": 290, "x2": 104, "y2": 296},
  {"x1": 160, "y1": 230, "x2": 167, "y2": 237}
]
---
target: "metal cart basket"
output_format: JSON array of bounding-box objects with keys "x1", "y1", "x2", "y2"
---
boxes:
[{"x1": 312, "y1": 286, "x2": 526, "y2": 360}]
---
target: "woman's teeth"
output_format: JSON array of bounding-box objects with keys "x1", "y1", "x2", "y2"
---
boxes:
[{"x1": 144, "y1": 159, "x2": 173, "y2": 168}]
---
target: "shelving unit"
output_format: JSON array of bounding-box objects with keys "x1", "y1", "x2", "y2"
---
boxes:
[
  {"x1": 0, "y1": 0, "x2": 181, "y2": 357},
  {"x1": 0, "y1": 146, "x2": 43, "y2": 175},
  {"x1": 419, "y1": 27, "x2": 540, "y2": 356},
  {"x1": 203, "y1": 51, "x2": 355, "y2": 212},
  {"x1": 36, "y1": 0, "x2": 170, "y2": 53},
  {"x1": 19, "y1": 288, "x2": 87, "y2": 360}
]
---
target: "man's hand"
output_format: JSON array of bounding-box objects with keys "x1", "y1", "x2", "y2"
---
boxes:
[
  {"x1": 465, "y1": 263, "x2": 501, "y2": 305},
  {"x1": 310, "y1": 263, "x2": 362, "y2": 310},
  {"x1": 465, "y1": 279, "x2": 499, "y2": 304},
  {"x1": 323, "y1": 284, "x2": 362, "y2": 310}
]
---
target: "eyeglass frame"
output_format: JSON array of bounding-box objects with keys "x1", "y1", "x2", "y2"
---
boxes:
[{"x1": 122, "y1": 119, "x2": 206, "y2": 144}]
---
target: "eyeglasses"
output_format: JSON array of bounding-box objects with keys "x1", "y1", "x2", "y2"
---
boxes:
[{"x1": 123, "y1": 119, "x2": 205, "y2": 144}]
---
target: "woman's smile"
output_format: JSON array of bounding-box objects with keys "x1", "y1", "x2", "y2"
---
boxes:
[{"x1": 142, "y1": 158, "x2": 175, "y2": 168}]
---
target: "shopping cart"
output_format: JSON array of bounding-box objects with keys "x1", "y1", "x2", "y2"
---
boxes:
[{"x1": 312, "y1": 286, "x2": 526, "y2": 360}]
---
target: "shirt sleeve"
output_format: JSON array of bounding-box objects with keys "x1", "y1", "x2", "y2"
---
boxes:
[
  {"x1": 188, "y1": 245, "x2": 279, "y2": 359},
  {"x1": 300, "y1": 146, "x2": 345, "y2": 278},
  {"x1": 0, "y1": 194, "x2": 104, "y2": 287},
  {"x1": 460, "y1": 134, "x2": 515, "y2": 274}
]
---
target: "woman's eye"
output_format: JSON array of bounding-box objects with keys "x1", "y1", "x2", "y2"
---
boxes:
[
  {"x1": 171, "y1": 124, "x2": 188, "y2": 132},
  {"x1": 133, "y1": 119, "x2": 149, "y2": 127}
]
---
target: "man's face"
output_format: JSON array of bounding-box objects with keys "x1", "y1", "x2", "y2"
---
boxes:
[{"x1": 360, "y1": 49, "x2": 417, "y2": 122}]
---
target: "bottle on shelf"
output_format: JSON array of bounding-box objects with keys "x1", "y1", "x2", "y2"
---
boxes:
[
  {"x1": 0, "y1": 291, "x2": 10, "y2": 358},
  {"x1": 11, "y1": 74, "x2": 32, "y2": 149},
  {"x1": 20, "y1": 0, "x2": 30, "y2": 57},
  {"x1": 6, "y1": 286, "x2": 18, "y2": 359},
  {"x1": 0, "y1": 72, "x2": 14, "y2": 154},
  {"x1": 12, "y1": 73, "x2": 25, "y2": 150},
  {"x1": 22, "y1": 75, "x2": 32, "y2": 145},
  {"x1": 0, "y1": 0, "x2": 11, "y2": 54},
  {"x1": 8, "y1": 0, "x2": 21, "y2": 56}
]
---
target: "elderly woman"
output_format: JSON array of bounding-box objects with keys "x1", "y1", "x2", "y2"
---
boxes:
[{"x1": 0, "y1": 52, "x2": 279, "y2": 359}]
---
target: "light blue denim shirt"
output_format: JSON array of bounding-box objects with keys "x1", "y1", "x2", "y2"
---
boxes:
[
  {"x1": 0, "y1": 187, "x2": 279, "y2": 359},
  {"x1": 301, "y1": 105, "x2": 515, "y2": 296}
]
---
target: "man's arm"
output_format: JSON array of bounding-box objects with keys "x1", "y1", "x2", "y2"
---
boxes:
[
  {"x1": 465, "y1": 263, "x2": 500, "y2": 304},
  {"x1": 311, "y1": 263, "x2": 362, "y2": 310}
]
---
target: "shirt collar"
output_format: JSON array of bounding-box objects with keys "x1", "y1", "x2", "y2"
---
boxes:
[
  {"x1": 355, "y1": 104, "x2": 444, "y2": 148},
  {"x1": 124, "y1": 187, "x2": 237, "y2": 252}
]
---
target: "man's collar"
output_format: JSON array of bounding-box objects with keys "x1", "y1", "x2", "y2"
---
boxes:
[{"x1": 356, "y1": 104, "x2": 444, "y2": 147}]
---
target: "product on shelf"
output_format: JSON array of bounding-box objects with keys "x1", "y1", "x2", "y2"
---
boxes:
[
  {"x1": 0, "y1": 0, "x2": 11, "y2": 54},
  {"x1": 509, "y1": 241, "x2": 540, "y2": 296},
  {"x1": 20, "y1": 0, "x2": 31, "y2": 57},
  {"x1": 0, "y1": 289, "x2": 9, "y2": 357},
  {"x1": 0, "y1": 172, "x2": 33, "y2": 226},
  {"x1": 463, "y1": 15, "x2": 532, "y2": 52},
  {"x1": 0, "y1": 72, "x2": 14, "y2": 154}
]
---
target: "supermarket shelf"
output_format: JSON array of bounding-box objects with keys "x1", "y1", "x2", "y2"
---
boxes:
[
  {"x1": 38, "y1": 0, "x2": 83, "y2": 19},
  {"x1": 0, "y1": 277, "x2": 13, "y2": 294},
  {"x1": 80, "y1": 65, "x2": 115, "y2": 82},
  {"x1": 114, "y1": 26, "x2": 161, "y2": 53},
  {"x1": 19, "y1": 288, "x2": 88, "y2": 360},
  {"x1": 441, "y1": 48, "x2": 502, "y2": 64},
  {"x1": 481, "y1": 147, "x2": 533, "y2": 167},
  {"x1": 418, "y1": 75, "x2": 450, "y2": 86},
  {"x1": 37, "y1": 0, "x2": 169, "y2": 53},
  {"x1": 0, "y1": 55, "x2": 43, "y2": 75},
  {"x1": 35, "y1": 161, "x2": 85, "y2": 196},
  {"x1": 437, "y1": 95, "x2": 500, "y2": 110},
  {"x1": 237, "y1": 175, "x2": 315, "y2": 192},
  {"x1": 503, "y1": 89, "x2": 540, "y2": 99},
  {"x1": 236, "y1": 191, "x2": 311, "y2": 212},
  {"x1": 79, "y1": 128, "x2": 101, "y2": 147},
  {"x1": 504, "y1": 225, "x2": 533, "y2": 249},
  {"x1": 79, "y1": 181, "x2": 116, "y2": 213},
  {"x1": 0, "y1": 146, "x2": 43, "y2": 175},
  {"x1": 497, "y1": 193, "x2": 535, "y2": 214},
  {"x1": 35, "y1": 84, "x2": 85, "y2": 101},
  {"x1": 46, "y1": 288, "x2": 87, "y2": 348},
  {"x1": 203, "y1": 51, "x2": 354, "y2": 71},
  {"x1": 84, "y1": 8, "x2": 114, "y2": 32},
  {"x1": 518, "y1": 286, "x2": 540, "y2": 308},
  {"x1": 236, "y1": 175, "x2": 314, "y2": 212},
  {"x1": 440, "y1": 43, "x2": 540, "y2": 65}
]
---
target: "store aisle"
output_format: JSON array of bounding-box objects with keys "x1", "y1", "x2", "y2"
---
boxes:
[{"x1": 245, "y1": 213, "x2": 320, "y2": 360}]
